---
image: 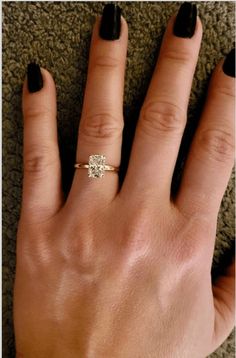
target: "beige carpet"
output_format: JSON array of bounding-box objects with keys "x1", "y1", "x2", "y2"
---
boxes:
[{"x1": 2, "y1": 2, "x2": 235, "y2": 357}]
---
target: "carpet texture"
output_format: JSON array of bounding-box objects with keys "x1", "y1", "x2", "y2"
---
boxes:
[{"x1": 2, "y1": 1, "x2": 235, "y2": 357}]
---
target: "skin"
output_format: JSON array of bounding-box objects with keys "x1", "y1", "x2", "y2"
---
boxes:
[{"x1": 14, "y1": 12, "x2": 235, "y2": 358}]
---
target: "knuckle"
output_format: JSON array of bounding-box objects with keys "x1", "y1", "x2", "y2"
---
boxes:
[
  {"x1": 197, "y1": 128, "x2": 234, "y2": 163},
  {"x1": 79, "y1": 112, "x2": 123, "y2": 144},
  {"x1": 24, "y1": 106, "x2": 53, "y2": 122},
  {"x1": 162, "y1": 48, "x2": 194, "y2": 66},
  {"x1": 211, "y1": 83, "x2": 235, "y2": 101},
  {"x1": 120, "y1": 206, "x2": 156, "y2": 258},
  {"x1": 17, "y1": 236, "x2": 55, "y2": 280},
  {"x1": 216, "y1": 86, "x2": 235, "y2": 100},
  {"x1": 167, "y1": 215, "x2": 211, "y2": 270},
  {"x1": 139, "y1": 100, "x2": 185, "y2": 138},
  {"x1": 91, "y1": 55, "x2": 120, "y2": 71},
  {"x1": 171, "y1": 238, "x2": 202, "y2": 268},
  {"x1": 24, "y1": 145, "x2": 57, "y2": 175}
]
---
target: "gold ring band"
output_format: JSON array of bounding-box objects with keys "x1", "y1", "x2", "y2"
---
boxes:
[
  {"x1": 74, "y1": 163, "x2": 119, "y2": 172},
  {"x1": 74, "y1": 154, "x2": 119, "y2": 178}
]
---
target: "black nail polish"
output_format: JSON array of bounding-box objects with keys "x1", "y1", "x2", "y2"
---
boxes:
[
  {"x1": 27, "y1": 62, "x2": 43, "y2": 93},
  {"x1": 173, "y1": 2, "x2": 197, "y2": 38},
  {"x1": 99, "y1": 4, "x2": 121, "y2": 40},
  {"x1": 223, "y1": 48, "x2": 235, "y2": 78}
]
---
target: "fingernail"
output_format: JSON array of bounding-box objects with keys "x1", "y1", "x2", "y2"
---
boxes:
[
  {"x1": 223, "y1": 48, "x2": 235, "y2": 78},
  {"x1": 173, "y1": 2, "x2": 197, "y2": 38},
  {"x1": 27, "y1": 62, "x2": 43, "y2": 93},
  {"x1": 99, "y1": 4, "x2": 121, "y2": 40}
]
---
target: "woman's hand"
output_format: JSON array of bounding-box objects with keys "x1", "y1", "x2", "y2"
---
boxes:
[{"x1": 14, "y1": 4, "x2": 235, "y2": 358}]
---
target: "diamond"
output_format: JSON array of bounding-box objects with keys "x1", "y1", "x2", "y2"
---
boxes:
[{"x1": 88, "y1": 155, "x2": 106, "y2": 178}]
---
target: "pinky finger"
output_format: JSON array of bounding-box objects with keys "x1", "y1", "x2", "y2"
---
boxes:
[{"x1": 21, "y1": 63, "x2": 63, "y2": 223}]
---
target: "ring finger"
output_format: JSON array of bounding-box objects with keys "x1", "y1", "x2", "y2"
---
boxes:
[{"x1": 68, "y1": 5, "x2": 128, "y2": 206}]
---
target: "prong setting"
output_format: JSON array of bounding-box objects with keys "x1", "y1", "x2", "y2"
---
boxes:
[{"x1": 88, "y1": 155, "x2": 106, "y2": 178}]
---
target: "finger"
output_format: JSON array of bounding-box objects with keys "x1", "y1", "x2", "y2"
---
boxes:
[
  {"x1": 121, "y1": 3, "x2": 202, "y2": 202},
  {"x1": 69, "y1": 5, "x2": 128, "y2": 206},
  {"x1": 212, "y1": 259, "x2": 235, "y2": 352},
  {"x1": 22, "y1": 63, "x2": 63, "y2": 222},
  {"x1": 175, "y1": 49, "x2": 235, "y2": 218}
]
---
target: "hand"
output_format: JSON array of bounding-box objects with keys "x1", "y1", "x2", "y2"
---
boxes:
[{"x1": 14, "y1": 3, "x2": 235, "y2": 357}]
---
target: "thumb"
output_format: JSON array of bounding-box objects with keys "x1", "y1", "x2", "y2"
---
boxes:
[{"x1": 212, "y1": 258, "x2": 235, "y2": 351}]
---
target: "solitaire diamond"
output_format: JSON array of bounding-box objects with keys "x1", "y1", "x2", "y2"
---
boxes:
[{"x1": 88, "y1": 155, "x2": 106, "y2": 178}]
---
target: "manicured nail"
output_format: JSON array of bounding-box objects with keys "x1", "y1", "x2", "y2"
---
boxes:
[
  {"x1": 173, "y1": 2, "x2": 197, "y2": 38},
  {"x1": 27, "y1": 62, "x2": 43, "y2": 93},
  {"x1": 223, "y1": 48, "x2": 235, "y2": 78},
  {"x1": 99, "y1": 4, "x2": 121, "y2": 40}
]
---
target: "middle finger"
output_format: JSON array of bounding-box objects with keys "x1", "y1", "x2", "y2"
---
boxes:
[{"x1": 121, "y1": 3, "x2": 202, "y2": 202}]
